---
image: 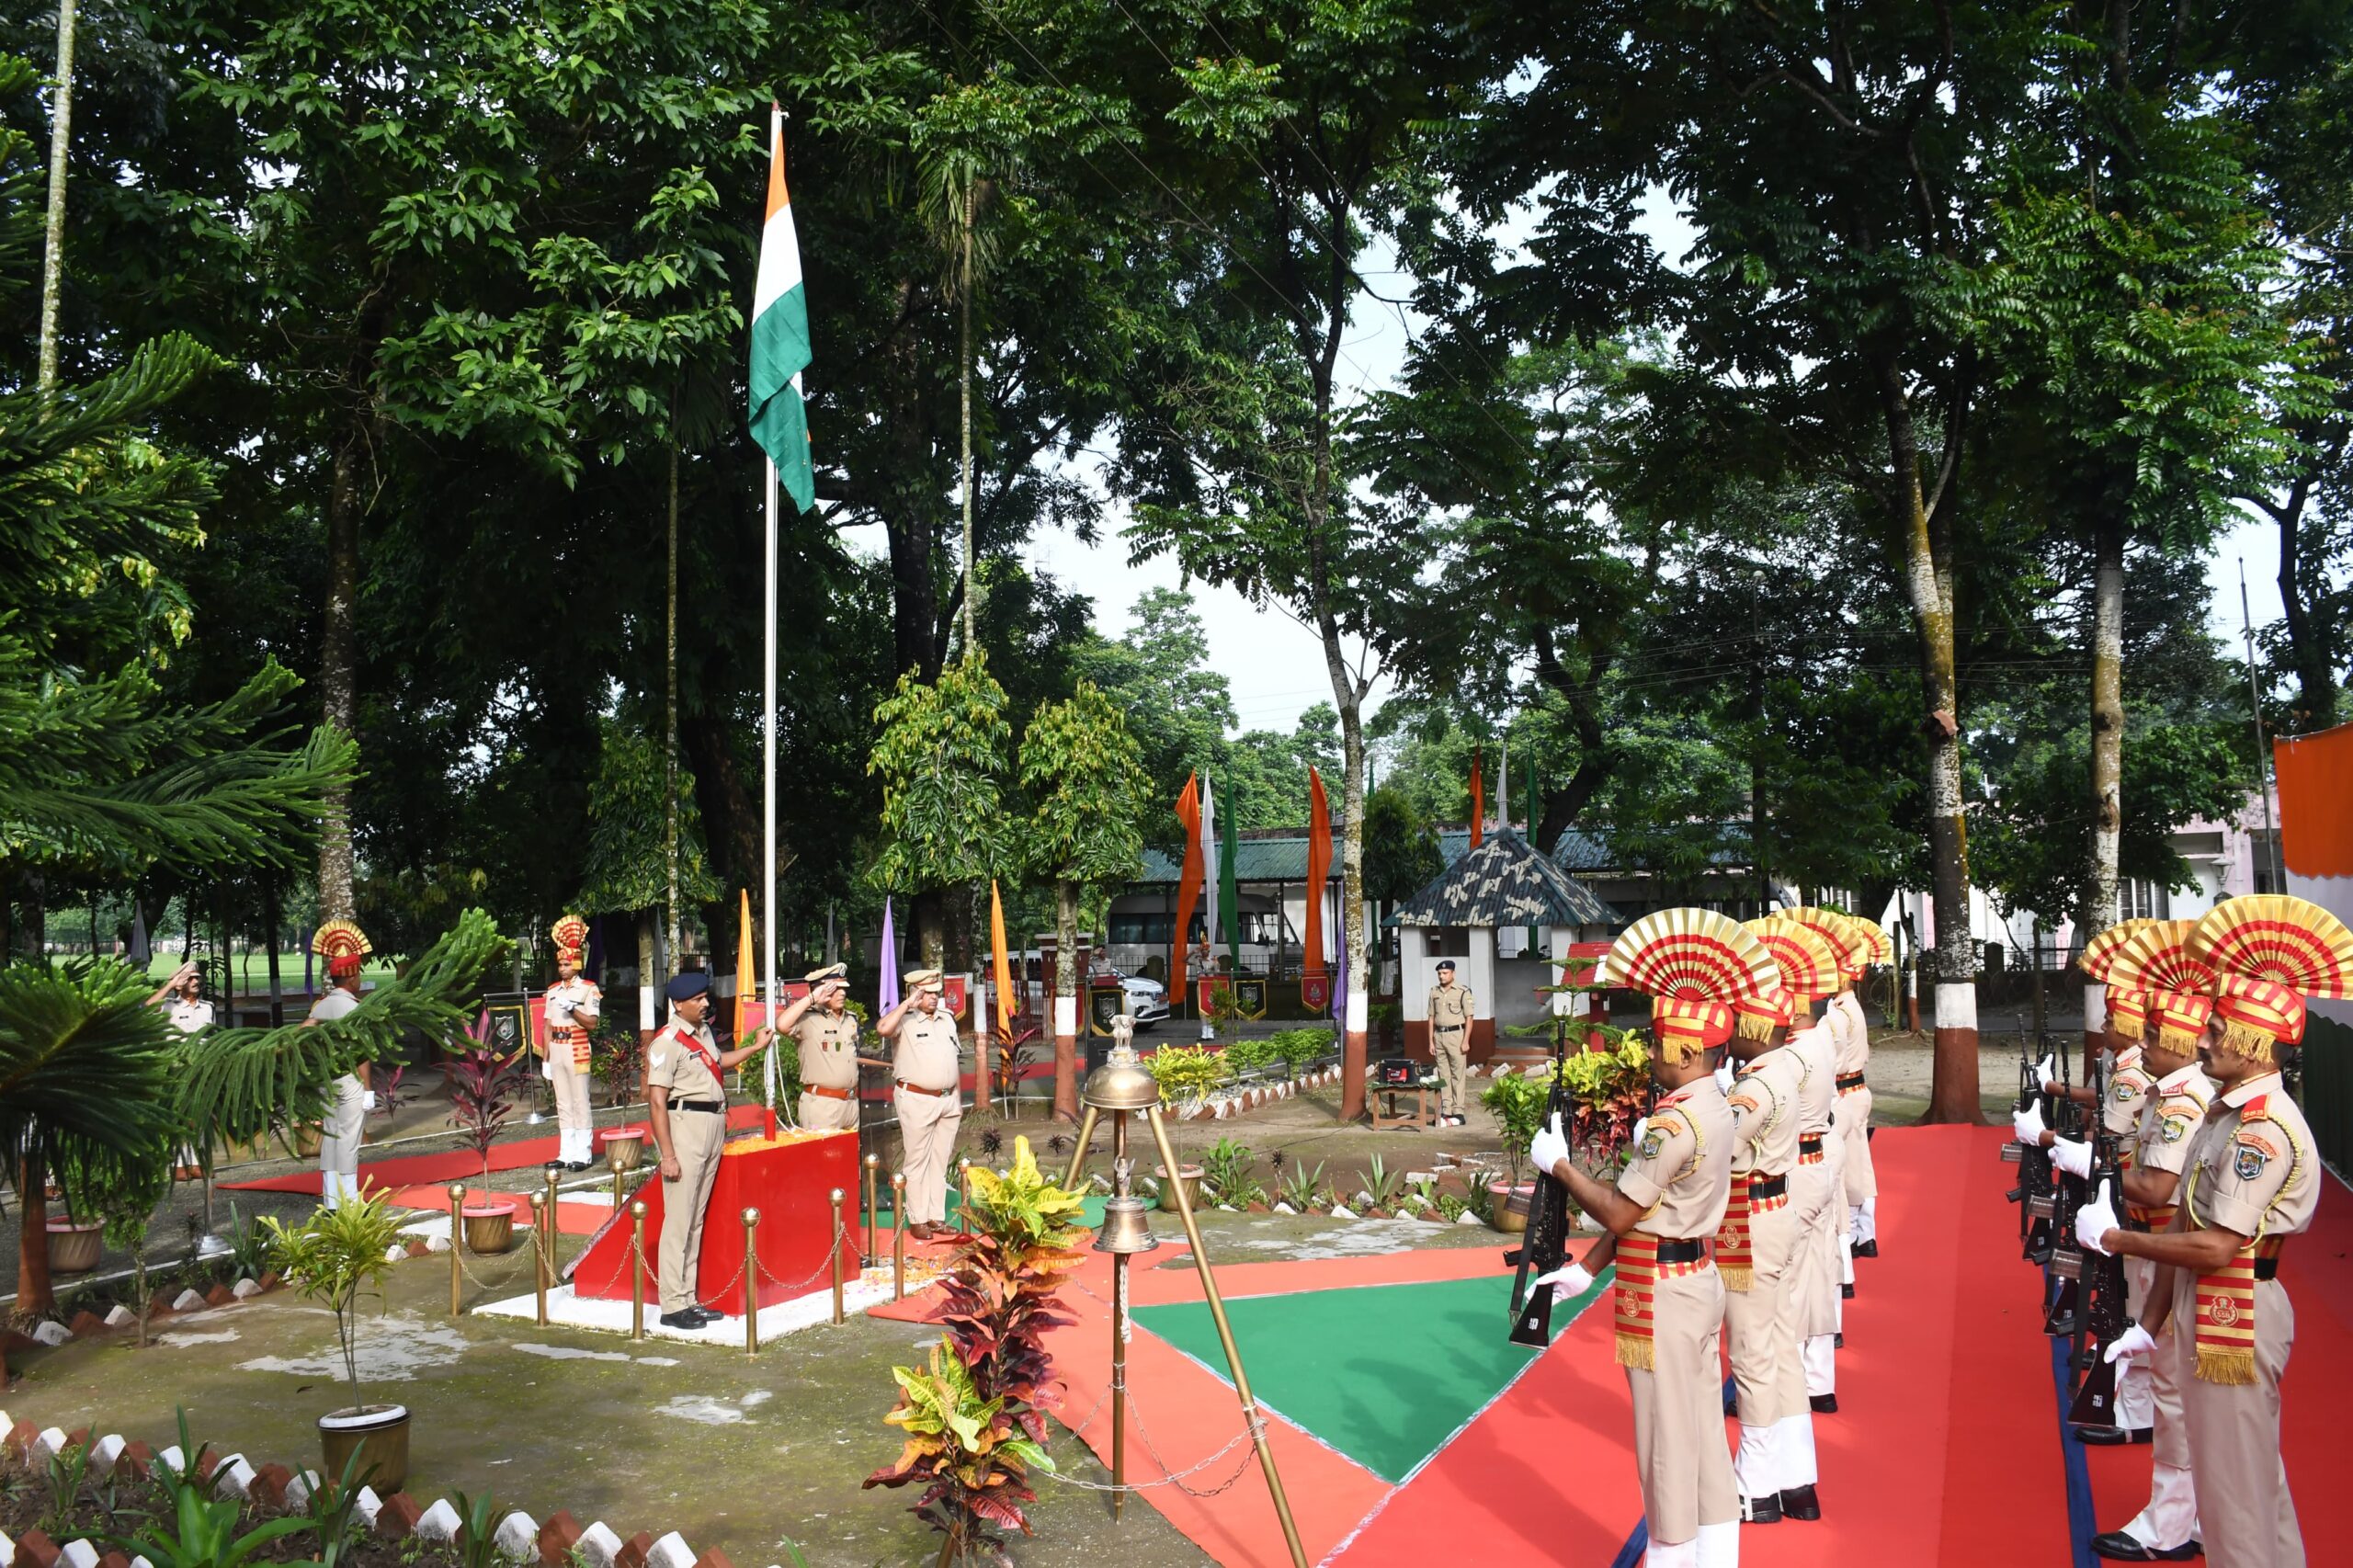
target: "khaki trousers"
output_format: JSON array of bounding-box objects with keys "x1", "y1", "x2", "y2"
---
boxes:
[
  {"x1": 894, "y1": 1086, "x2": 961, "y2": 1225},
  {"x1": 1627, "y1": 1266, "x2": 1737, "y2": 1546},
  {"x1": 799, "y1": 1088, "x2": 859, "y2": 1132},
  {"x1": 549, "y1": 1050, "x2": 593, "y2": 1148},
  {"x1": 2173, "y1": 1270, "x2": 2302, "y2": 1568},
  {"x1": 1725, "y1": 1201, "x2": 1800, "y2": 1429},
  {"x1": 1789, "y1": 1143, "x2": 1843, "y2": 1343},
  {"x1": 1433, "y1": 1028, "x2": 1468, "y2": 1116},
  {"x1": 656, "y1": 1109, "x2": 726, "y2": 1314},
  {"x1": 1838, "y1": 1085, "x2": 1877, "y2": 1202}
]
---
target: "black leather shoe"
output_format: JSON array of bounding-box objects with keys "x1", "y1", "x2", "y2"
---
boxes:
[
  {"x1": 2089, "y1": 1531, "x2": 2199, "y2": 1562},
  {"x1": 657, "y1": 1311, "x2": 703, "y2": 1329},
  {"x1": 1853, "y1": 1239, "x2": 1879, "y2": 1258},
  {"x1": 1834, "y1": 1333, "x2": 1844, "y2": 1349},
  {"x1": 1810, "y1": 1393, "x2": 1837, "y2": 1415},
  {"x1": 1779, "y1": 1484, "x2": 1820, "y2": 1521},
  {"x1": 2075, "y1": 1424, "x2": 2129, "y2": 1446},
  {"x1": 1740, "y1": 1493, "x2": 1781, "y2": 1525},
  {"x1": 2130, "y1": 1426, "x2": 2153, "y2": 1444},
  {"x1": 1842, "y1": 1282, "x2": 1856, "y2": 1299}
]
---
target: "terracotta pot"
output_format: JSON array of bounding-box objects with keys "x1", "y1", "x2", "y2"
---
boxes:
[
  {"x1": 1489, "y1": 1181, "x2": 1536, "y2": 1235},
  {"x1": 46, "y1": 1220, "x2": 104, "y2": 1275},
  {"x1": 1154, "y1": 1164, "x2": 1204, "y2": 1214},
  {"x1": 596, "y1": 1128, "x2": 645, "y2": 1172},
  {"x1": 461, "y1": 1198, "x2": 518, "y2": 1255},
  {"x1": 319, "y1": 1404, "x2": 409, "y2": 1493},
  {"x1": 289, "y1": 1124, "x2": 323, "y2": 1160}
]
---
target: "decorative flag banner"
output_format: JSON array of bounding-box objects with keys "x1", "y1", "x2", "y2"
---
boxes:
[
  {"x1": 1200, "y1": 775, "x2": 1221, "y2": 985},
  {"x1": 990, "y1": 880, "x2": 1016, "y2": 1041},
  {"x1": 1171, "y1": 775, "x2": 1203, "y2": 1011},
  {"x1": 1469, "y1": 744, "x2": 1485, "y2": 849},
  {"x1": 748, "y1": 107, "x2": 814, "y2": 512},
  {"x1": 879, "y1": 895, "x2": 901, "y2": 1014},
  {"x1": 733, "y1": 889, "x2": 756, "y2": 1043},
  {"x1": 2276, "y1": 723, "x2": 2353, "y2": 879},
  {"x1": 1219, "y1": 772, "x2": 1243, "y2": 974},
  {"x1": 1303, "y1": 767, "x2": 1333, "y2": 1012}
]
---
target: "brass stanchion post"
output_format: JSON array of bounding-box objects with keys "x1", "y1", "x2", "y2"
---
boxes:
[
  {"x1": 829, "y1": 1187, "x2": 847, "y2": 1324},
  {"x1": 742, "y1": 1207, "x2": 761, "y2": 1356},
  {"x1": 891, "y1": 1172, "x2": 907, "y2": 1301},
  {"x1": 529, "y1": 1192, "x2": 549, "y2": 1325},
  {"x1": 447, "y1": 1183, "x2": 465, "y2": 1319},
  {"x1": 629, "y1": 1199, "x2": 648, "y2": 1340},
  {"x1": 957, "y1": 1158, "x2": 972, "y2": 1234},
  {"x1": 608, "y1": 1145, "x2": 626, "y2": 1210},
  {"x1": 862, "y1": 1152, "x2": 881, "y2": 1264},
  {"x1": 542, "y1": 1163, "x2": 563, "y2": 1287}
]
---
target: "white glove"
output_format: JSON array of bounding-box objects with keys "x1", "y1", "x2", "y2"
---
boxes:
[
  {"x1": 2075, "y1": 1179, "x2": 2120, "y2": 1255},
  {"x1": 2012, "y1": 1102, "x2": 2046, "y2": 1144},
  {"x1": 1713, "y1": 1062, "x2": 1734, "y2": 1094},
  {"x1": 2048, "y1": 1137, "x2": 2092, "y2": 1179},
  {"x1": 1528, "y1": 1113, "x2": 1569, "y2": 1181},
  {"x1": 2103, "y1": 1324, "x2": 2157, "y2": 1365},
  {"x1": 362, "y1": 1090, "x2": 380, "y2": 1113},
  {"x1": 1531, "y1": 1261, "x2": 1595, "y2": 1300},
  {"x1": 1630, "y1": 1116, "x2": 1650, "y2": 1149},
  {"x1": 2034, "y1": 1054, "x2": 2055, "y2": 1092}
]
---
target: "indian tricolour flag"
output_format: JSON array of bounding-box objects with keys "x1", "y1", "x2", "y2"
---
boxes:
[{"x1": 749, "y1": 106, "x2": 814, "y2": 512}]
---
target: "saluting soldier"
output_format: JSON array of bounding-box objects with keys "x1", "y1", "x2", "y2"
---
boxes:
[
  {"x1": 879, "y1": 969, "x2": 962, "y2": 1239},
  {"x1": 542, "y1": 915, "x2": 601, "y2": 1170},
  {"x1": 1529, "y1": 909, "x2": 1762, "y2": 1568},
  {"x1": 2076, "y1": 893, "x2": 2352, "y2": 1568},
  {"x1": 1427, "y1": 960, "x2": 1473, "y2": 1128},
  {"x1": 303, "y1": 921, "x2": 377, "y2": 1210},
  {"x1": 644, "y1": 971, "x2": 771, "y2": 1330},
  {"x1": 778, "y1": 963, "x2": 874, "y2": 1132}
]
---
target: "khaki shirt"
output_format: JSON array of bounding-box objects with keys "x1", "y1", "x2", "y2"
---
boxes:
[
  {"x1": 2131, "y1": 1060, "x2": 2212, "y2": 1181},
  {"x1": 1828, "y1": 991, "x2": 1870, "y2": 1075},
  {"x1": 544, "y1": 976, "x2": 600, "y2": 1034},
  {"x1": 1726, "y1": 1045, "x2": 1804, "y2": 1176},
  {"x1": 1427, "y1": 982, "x2": 1473, "y2": 1033},
  {"x1": 892, "y1": 1006, "x2": 961, "y2": 1093},
  {"x1": 1785, "y1": 1018, "x2": 1836, "y2": 1135},
  {"x1": 1619, "y1": 1079, "x2": 1734, "y2": 1241},
  {"x1": 167, "y1": 998, "x2": 215, "y2": 1035},
  {"x1": 794, "y1": 1007, "x2": 860, "y2": 1091},
  {"x1": 2182, "y1": 1073, "x2": 2317, "y2": 1243},
  {"x1": 645, "y1": 1018, "x2": 726, "y2": 1103},
  {"x1": 2100, "y1": 1044, "x2": 2156, "y2": 1140}
]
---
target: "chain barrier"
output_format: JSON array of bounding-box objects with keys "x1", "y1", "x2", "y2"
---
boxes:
[
  {"x1": 749, "y1": 1217, "x2": 862, "y2": 1298},
  {"x1": 1032, "y1": 1385, "x2": 1263, "y2": 1496}
]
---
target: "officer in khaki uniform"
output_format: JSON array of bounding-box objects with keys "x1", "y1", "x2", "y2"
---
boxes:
[
  {"x1": 1427, "y1": 960, "x2": 1473, "y2": 1127},
  {"x1": 644, "y1": 971, "x2": 771, "y2": 1329},
  {"x1": 879, "y1": 968, "x2": 962, "y2": 1238},
  {"x1": 776, "y1": 963, "x2": 870, "y2": 1133},
  {"x1": 2080, "y1": 892, "x2": 2350, "y2": 1568},
  {"x1": 1782, "y1": 983, "x2": 1847, "y2": 1407}
]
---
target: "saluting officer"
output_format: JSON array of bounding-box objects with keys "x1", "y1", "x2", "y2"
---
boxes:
[
  {"x1": 645, "y1": 971, "x2": 771, "y2": 1330},
  {"x1": 778, "y1": 963, "x2": 874, "y2": 1133},
  {"x1": 879, "y1": 969, "x2": 962, "y2": 1239},
  {"x1": 1427, "y1": 960, "x2": 1473, "y2": 1128}
]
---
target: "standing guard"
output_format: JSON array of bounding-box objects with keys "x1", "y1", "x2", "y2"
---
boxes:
[
  {"x1": 303, "y1": 920, "x2": 376, "y2": 1210},
  {"x1": 1428, "y1": 960, "x2": 1473, "y2": 1128},
  {"x1": 542, "y1": 915, "x2": 601, "y2": 1170},
  {"x1": 1778, "y1": 911, "x2": 1850, "y2": 1411}
]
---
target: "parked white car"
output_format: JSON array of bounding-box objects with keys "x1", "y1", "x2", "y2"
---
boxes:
[{"x1": 1112, "y1": 970, "x2": 1168, "y2": 1027}]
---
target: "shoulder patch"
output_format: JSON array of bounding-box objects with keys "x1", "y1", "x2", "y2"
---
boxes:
[
  {"x1": 2234, "y1": 1130, "x2": 2280, "y2": 1162},
  {"x1": 2159, "y1": 1117, "x2": 2188, "y2": 1143},
  {"x1": 1639, "y1": 1128, "x2": 1666, "y2": 1162},
  {"x1": 1727, "y1": 1093, "x2": 1761, "y2": 1117},
  {"x1": 648, "y1": 1052, "x2": 666, "y2": 1068},
  {"x1": 2233, "y1": 1143, "x2": 2269, "y2": 1183},
  {"x1": 2112, "y1": 1082, "x2": 2137, "y2": 1104}
]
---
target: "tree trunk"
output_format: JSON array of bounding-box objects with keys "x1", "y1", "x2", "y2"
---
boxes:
[
  {"x1": 1335, "y1": 695, "x2": 1369, "y2": 1121},
  {"x1": 636, "y1": 911, "x2": 656, "y2": 1046},
  {"x1": 265, "y1": 879, "x2": 284, "y2": 1028},
  {"x1": 17, "y1": 1152, "x2": 51, "y2": 1320},
  {"x1": 882, "y1": 276, "x2": 942, "y2": 683},
  {"x1": 34, "y1": 0, "x2": 76, "y2": 407},
  {"x1": 2271, "y1": 454, "x2": 2344, "y2": 733},
  {"x1": 1879, "y1": 359, "x2": 1981, "y2": 1124},
  {"x1": 915, "y1": 889, "x2": 946, "y2": 971},
  {"x1": 2084, "y1": 516, "x2": 2126, "y2": 1071},
  {"x1": 959, "y1": 181, "x2": 978, "y2": 656},
  {"x1": 1051, "y1": 879, "x2": 1079, "y2": 1121},
  {"x1": 316, "y1": 429, "x2": 365, "y2": 922}
]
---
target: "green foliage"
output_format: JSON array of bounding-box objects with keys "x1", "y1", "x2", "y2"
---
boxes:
[
  {"x1": 961, "y1": 1134, "x2": 1089, "y2": 1253},
  {"x1": 42, "y1": 1434, "x2": 92, "y2": 1540},
  {"x1": 574, "y1": 721, "x2": 721, "y2": 916},
  {"x1": 1018, "y1": 681, "x2": 1149, "y2": 889},
  {"x1": 1481, "y1": 1069, "x2": 1552, "y2": 1187},
  {"x1": 1271, "y1": 1028, "x2": 1337, "y2": 1074},
  {"x1": 870, "y1": 655, "x2": 1016, "y2": 893},
  {"x1": 1277, "y1": 1158, "x2": 1325, "y2": 1213},
  {"x1": 1148, "y1": 1044, "x2": 1226, "y2": 1107},
  {"x1": 1199, "y1": 1137, "x2": 1264, "y2": 1206},
  {"x1": 108, "y1": 1411, "x2": 311, "y2": 1568},
  {"x1": 1361, "y1": 1153, "x2": 1403, "y2": 1210},
  {"x1": 1359, "y1": 788, "x2": 1446, "y2": 906},
  {"x1": 446, "y1": 1492, "x2": 506, "y2": 1568},
  {"x1": 297, "y1": 1446, "x2": 378, "y2": 1568},
  {"x1": 0, "y1": 959, "x2": 178, "y2": 1188},
  {"x1": 261, "y1": 1192, "x2": 407, "y2": 1413}
]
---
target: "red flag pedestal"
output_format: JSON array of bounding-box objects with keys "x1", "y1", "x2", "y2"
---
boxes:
[{"x1": 564, "y1": 1129, "x2": 858, "y2": 1312}]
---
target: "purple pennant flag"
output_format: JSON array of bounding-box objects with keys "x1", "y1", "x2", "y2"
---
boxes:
[{"x1": 879, "y1": 895, "x2": 902, "y2": 1014}]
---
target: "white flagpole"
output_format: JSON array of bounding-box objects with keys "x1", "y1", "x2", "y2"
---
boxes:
[{"x1": 763, "y1": 451, "x2": 779, "y2": 1108}]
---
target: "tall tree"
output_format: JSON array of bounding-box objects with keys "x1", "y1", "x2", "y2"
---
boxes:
[{"x1": 870, "y1": 655, "x2": 1015, "y2": 967}]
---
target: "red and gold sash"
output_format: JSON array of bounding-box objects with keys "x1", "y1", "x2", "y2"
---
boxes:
[
  {"x1": 2128, "y1": 1200, "x2": 2177, "y2": 1230},
  {"x1": 1612, "y1": 1234, "x2": 1712, "y2": 1370},
  {"x1": 550, "y1": 1025, "x2": 591, "y2": 1072},
  {"x1": 1713, "y1": 1172, "x2": 1790, "y2": 1293},
  {"x1": 2192, "y1": 1235, "x2": 2283, "y2": 1386}
]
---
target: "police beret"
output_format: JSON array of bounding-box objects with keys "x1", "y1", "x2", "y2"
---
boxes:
[
  {"x1": 803, "y1": 962, "x2": 847, "y2": 984},
  {"x1": 665, "y1": 971, "x2": 711, "y2": 1002}
]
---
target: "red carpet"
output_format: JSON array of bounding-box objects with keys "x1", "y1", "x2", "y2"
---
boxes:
[{"x1": 219, "y1": 1108, "x2": 764, "y2": 1195}]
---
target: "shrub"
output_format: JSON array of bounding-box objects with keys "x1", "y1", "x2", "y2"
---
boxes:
[{"x1": 1148, "y1": 1044, "x2": 1225, "y2": 1107}]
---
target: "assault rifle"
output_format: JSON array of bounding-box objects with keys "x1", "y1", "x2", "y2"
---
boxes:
[
  {"x1": 2042, "y1": 1045, "x2": 2095, "y2": 1337},
  {"x1": 2003, "y1": 1028, "x2": 2037, "y2": 1244},
  {"x1": 2018, "y1": 1028, "x2": 2063, "y2": 1264},
  {"x1": 1505, "y1": 1020, "x2": 1578, "y2": 1346},
  {"x1": 2064, "y1": 1108, "x2": 2133, "y2": 1428}
]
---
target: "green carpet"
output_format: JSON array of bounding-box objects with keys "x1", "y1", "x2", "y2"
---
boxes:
[{"x1": 1131, "y1": 1271, "x2": 1606, "y2": 1483}]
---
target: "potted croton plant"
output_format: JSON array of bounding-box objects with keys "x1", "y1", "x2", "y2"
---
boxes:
[
  {"x1": 444, "y1": 1047, "x2": 522, "y2": 1253},
  {"x1": 264, "y1": 1190, "x2": 412, "y2": 1489},
  {"x1": 1480, "y1": 1067, "x2": 1552, "y2": 1234}
]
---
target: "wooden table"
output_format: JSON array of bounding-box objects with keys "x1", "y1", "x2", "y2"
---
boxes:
[{"x1": 1370, "y1": 1084, "x2": 1432, "y2": 1131}]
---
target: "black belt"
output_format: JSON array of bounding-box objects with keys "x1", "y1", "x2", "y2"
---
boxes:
[
  {"x1": 1654, "y1": 1238, "x2": 1708, "y2": 1265},
  {"x1": 668, "y1": 1100, "x2": 723, "y2": 1114},
  {"x1": 1836, "y1": 1073, "x2": 1866, "y2": 1090},
  {"x1": 2255, "y1": 1256, "x2": 2279, "y2": 1281},
  {"x1": 1747, "y1": 1174, "x2": 1789, "y2": 1201},
  {"x1": 1433, "y1": 1024, "x2": 1464, "y2": 1034},
  {"x1": 1799, "y1": 1133, "x2": 1825, "y2": 1153}
]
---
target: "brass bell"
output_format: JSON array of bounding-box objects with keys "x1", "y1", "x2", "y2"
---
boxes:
[
  {"x1": 1093, "y1": 1195, "x2": 1161, "y2": 1256},
  {"x1": 1083, "y1": 1035, "x2": 1160, "y2": 1112}
]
